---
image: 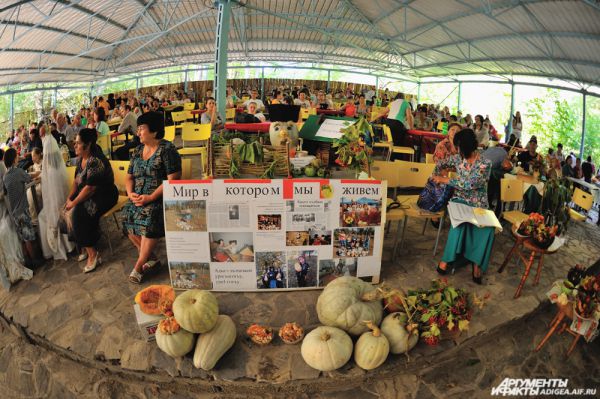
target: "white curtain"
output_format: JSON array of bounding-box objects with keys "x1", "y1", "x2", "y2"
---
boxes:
[
  {"x1": 38, "y1": 135, "x2": 74, "y2": 260},
  {"x1": 0, "y1": 163, "x2": 32, "y2": 290}
]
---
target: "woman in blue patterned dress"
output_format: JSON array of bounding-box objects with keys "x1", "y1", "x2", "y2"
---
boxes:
[
  {"x1": 432, "y1": 128, "x2": 493, "y2": 284},
  {"x1": 122, "y1": 112, "x2": 181, "y2": 283}
]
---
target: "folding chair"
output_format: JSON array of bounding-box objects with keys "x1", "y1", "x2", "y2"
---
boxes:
[
  {"x1": 164, "y1": 125, "x2": 176, "y2": 142},
  {"x1": 178, "y1": 123, "x2": 212, "y2": 177},
  {"x1": 425, "y1": 153, "x2": 434, "y2": 164},
  {"x1": 569, "y1": 188, "x2": 593, "y2": 222},
  {"x1": 500, "y1": 178, "x2": 528, "y2": 227},
  {"x1": 183, "y1": 103, "x2": 196, "y2": 111},
  {"x1": 171, "y1": 111, "x2": 188, "y2": 125},
  {"x1": 102, "y1": 160, "x2": 131, "y2": 254},
  {"x1": 382, "y1": 125, "x2": 415, "y2": 162}
]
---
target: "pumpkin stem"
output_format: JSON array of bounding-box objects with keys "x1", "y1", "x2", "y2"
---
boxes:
[
  {"x1": 363, "y1": 320, "x2": 381, "y2": 337},
  {"x1": 360, "y1": 289, "x2": 382, "y2": 302},
  {"x1": 320, "y1": 332, "x2": 331, "y2": 341}
]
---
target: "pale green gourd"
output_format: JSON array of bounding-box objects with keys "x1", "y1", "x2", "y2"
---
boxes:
[
  {"x1": 354, "y1": 321, "x2": 389, "y2": 370},
  {"x1": 155, "y1": 318, "x2": 195, "y2": 358},
  {"x1": 316, "y1": 276, "x2": 383, "y2": 335},
  {"x1": 173, "y1": 289, "x2": 219, "y2": 333},
  {"x1": 301, "y1": 326, "x2": 353, "y2": 371},
  {"x1": 193, "y1": 315, "x2": 237, "y2": 370},
  {"x1": 380, "y1": 312, "x2": 419, "y2": 354}
]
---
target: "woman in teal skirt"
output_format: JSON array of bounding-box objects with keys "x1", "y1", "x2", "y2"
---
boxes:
[{"x1": 431, "y1": 128, "x2": 492, "y2": 284}]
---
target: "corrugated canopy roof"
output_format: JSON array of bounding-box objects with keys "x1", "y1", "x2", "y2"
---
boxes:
[{"x1": 0, "y1": 0, "x2": 598, "y2": 88}]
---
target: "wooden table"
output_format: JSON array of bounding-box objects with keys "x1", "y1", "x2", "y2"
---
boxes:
[
  {"x1": 190, "y1": 109, "x2": 206, "y2": 123},
  {"x1": 224, "y1": 122, "x2": 271, "y2": 133},
  {"x1": 498, "y1": 227, "x2": 559, "y2": 298}
]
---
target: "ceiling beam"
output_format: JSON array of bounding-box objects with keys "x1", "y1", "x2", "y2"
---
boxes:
[
  {"x1": 2, "y1": 47, "x2": 104, "y2": 61},
  {"x1": 0, "y1": 0, "x2": 32, "y2": 14},
  {"x1": 53, "y1": 0, "x2": 128, "y2": 31},
  {"x1": 415, "y1": 56, "x2": 600, "y2": 71}
]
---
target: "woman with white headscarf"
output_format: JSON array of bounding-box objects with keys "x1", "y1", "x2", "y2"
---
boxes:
[
  {"x1": 38, "y1": 128, "x2": 75, "y2": 260},
  {"x1": 0, "y1": 149, "x2": 33, "y2": 290}
]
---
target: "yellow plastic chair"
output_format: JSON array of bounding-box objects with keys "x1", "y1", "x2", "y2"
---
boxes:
[
  {"x1": 241, "y1": 96, "x2": 250, "y2": 102},
  {"x1": 301, "y1": 108, "x2": 310, "y2": 120},
  {"x1": 66, "y1": 166, "x2": 76, "y2": 190},
  {"x1": 181, "y1": 158, "x2": 192, "y2": 180},
  {"x1": 393, "y1": 160, "x2": 443, "y2": 256},
  {"x1": 308, "y1": 107, "x2": 317, "y2": 116},
  {"x1": 178, "y1": 123, "x2": 211, "y2": 177},
  {"x1": 500, "y1": 178, "x2": 528, "y2": 227},
  {"x1": 183, "y1": 103, "x2": 196, "y2": 111},
  {"x1": 171, "y1": 111, "x2": 188, "y2": 125},
  {"x1": 425, "y1": 153, "x2": 434, "y2": 164},
  {"x1": 102, "y1": 160, "x2": 131, "y2": 254},
  {"x1": 96, "y1": 134, "x2": 111, "y2": 158},
  {"x1": 382, "y1": 125, "x2": 415, "y2": 162},
  {"x1": 569, "y1": 188, "x2": 593, "y2": 222},
  {"x1": 225, "y1": 107, "x2": 236, "y2": 121},
  {"x1": 185, "y1": 110, "x2": 195, "y2": 121},
  {"x1": 371, "y1": 160, "x2": 405, "y2": 240},
  {"x1": 164, "y1": 125, "x2": 176, "y2": 142}
]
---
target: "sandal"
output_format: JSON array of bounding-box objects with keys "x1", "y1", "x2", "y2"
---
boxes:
[
  {"x1": 129, "y1": 269, "x2": 143, "y2": 284},
  {"x1": 83, "y1": 254, "x2": 101, "y2": 273}
]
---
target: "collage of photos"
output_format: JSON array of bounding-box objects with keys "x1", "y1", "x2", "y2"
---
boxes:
[
  {"x1": 333, "y1": 227, "x2": 375, "y2": 258},
  {"x1": 308, "y1": 227, "x2": 332, "y2": 245},
  {"x1": 318, "y1": 258, "x2": 358, "y2": 287},
  {"x1": 339, "y1": 197, "x2": 382, "y2": 227},
  {"x1": 257, "y1": 214, "x2": 282, "y2": 231},
  {"x1": 255, "y1": 251, "x2": 287, "y2": 289},
  {"x1": 287, "y1": 250, "x2": 318, "y2": 288},
  {"x1": 209, "y1": 232, "x2": 255, "y2": 262},
  {"x1": 164, "y1": 200, "x2": 207, "y2": 232},
  {"x1": 286, "y1": 231, "x2": 310, "y2": 246},
  {"x1": 170, "y1": 262, "x2": 211, "y2": 290}
]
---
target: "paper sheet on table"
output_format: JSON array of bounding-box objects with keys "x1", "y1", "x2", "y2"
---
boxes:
[
  {"x1": 314, "y1": 119, "x2": 351, "y2": 139},
  {"x1": 447, "y1": 202, "x2": 502, "y2": 231}
]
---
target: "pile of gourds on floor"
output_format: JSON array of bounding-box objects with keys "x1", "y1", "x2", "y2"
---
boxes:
[{"x1": 135, "y1": 276, "x2": 474, "y2": 373}]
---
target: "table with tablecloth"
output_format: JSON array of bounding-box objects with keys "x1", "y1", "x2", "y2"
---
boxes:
[{"x1": 566, "y1": 177, "x2": 600, "y2": 204}]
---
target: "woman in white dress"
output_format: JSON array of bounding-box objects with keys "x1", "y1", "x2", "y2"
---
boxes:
[
  {"x1": 0, "y1": 157, "x2": 33, "y2": 290},
  {"x1": 38, "y1": 131, "x2": 75, "y2": 260}
]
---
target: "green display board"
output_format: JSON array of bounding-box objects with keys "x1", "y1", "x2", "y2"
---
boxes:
[{"x1": 299, "y1": 115, "x2": 355, "y2": 143}]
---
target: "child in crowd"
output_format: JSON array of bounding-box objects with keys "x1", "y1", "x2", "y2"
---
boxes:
[{"x1": 3, "y1": 148, "x2": 43, "y2": 267}]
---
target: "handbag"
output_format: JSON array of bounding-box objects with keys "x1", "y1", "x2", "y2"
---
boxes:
[
  {"x1": 58, "y1": 206, "x2": 74, "y2": 236},
  {"x1": 417, "y1": 178, "x2": 454, "y2": 212}
]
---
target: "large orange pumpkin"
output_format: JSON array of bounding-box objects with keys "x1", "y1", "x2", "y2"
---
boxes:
[{"x1": 135, "y1": 285, "x2": 175, "y2": 316}]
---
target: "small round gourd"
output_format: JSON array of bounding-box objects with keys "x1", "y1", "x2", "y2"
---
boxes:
[
  {"x1": 380, "y1": 312, "x2": 419, "y2": 354},
  {"x1": 193, "y1": 315, "x2": 236, "y2": 370},
  {"x1": 354, "y1": 321, "x2": 389, "y2": 370},
  {"x1": 155, "y1": 318, "x2": 195, "y2": 358},
  {"x1": 301, "y1": 326, "x2": 353, "y2": 371},
  {"x1": 173, "y1": 289, "x2": 218, "y2": 333},
  {"x1": 316, "y1": 276, "x2": 383, "y2": 335}
]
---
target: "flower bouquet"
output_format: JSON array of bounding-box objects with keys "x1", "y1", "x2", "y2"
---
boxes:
[
  {"x1": 517, "y1": 212, "x2": 544, "y2": 237},
  {"x1": 531, "y1": 223, "x2": 558, "y2": 249},
  {"x1": 332, "y1": 117, "x2": 373, "y2": 177}
]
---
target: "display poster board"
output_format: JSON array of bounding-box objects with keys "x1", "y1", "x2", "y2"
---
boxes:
[
  {"x1": 314, "y1": 119, "x2": 352, "y2": 140},
  {"x1": 163, "y1": 179, "x2": 386, "y2": 291}
]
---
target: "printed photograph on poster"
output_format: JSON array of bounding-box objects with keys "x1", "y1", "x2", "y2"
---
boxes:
[
  {"x1": 257, "y1": 214, "x2": 282, "y2": 231},
  {"x1": 318, "y1": 258, "x2": 357, "y2": 286},
  {"x1": 255, "y1": 252, "x2": 286, "y2": 289},
  {"x1": 209, "y1": 232, "x2": 254, "y2": 262},
  {"x1": 339, "y1": 197, "x2": 382, "y2": 227},
  {"x1": 286, "y1": 231, "x2": 310, "y2": 246},
  {"x1": 308, "y1": 228, "x2": 332, "y2": 245},
  {"x1": 286, "y1": 250, "x2": 318, "y2": 288},
  {"x1": 207, "y1": 203, "x2": 250, "y2": 229},
  {"x1": 169, "y1": 262, "x2": 211, "y2": 290},
  {"x1": 333, "y1": 227, "x2": 375, "y2": 258},
  {"x1": 164, "y1": 200, "x2": 207, "y2": 231},
  {"x1": 286, "y1": 200, "x2": 295, "y2": 212}
]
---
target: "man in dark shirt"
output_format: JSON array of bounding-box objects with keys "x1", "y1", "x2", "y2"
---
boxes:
[
  {"x1": 582, "y1": 156, "x2": 594, "y2": 183},
  {"x1": 517, "y1": 137, "x2": 540, "y2": 172}
]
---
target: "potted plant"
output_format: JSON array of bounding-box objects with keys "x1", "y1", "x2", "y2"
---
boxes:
[
  {"x1": 332, "y1": 116, "x2": 373, "y2": 178},
  {"x1": 541, "y1": 177, "x2": 572, "y2": 235},
  {"x1": 531, "y1": 223, "x2": 558, "y2": 249},
  {"x1": 517, "y1": 212, "x2": 544, "y2": 237}
]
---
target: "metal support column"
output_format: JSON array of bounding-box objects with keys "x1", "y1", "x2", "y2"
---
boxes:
[
  {"x1": 184, "y1": 70, "x2": 189, "y2": 94},
  {"x1": 135, "y1": 78, "x2": 139, "y2": 98},
  {"x1": 508, "y1": 82, "x2": 515, "y2": 143},
  {"x1": 457, "y1": 82, "x2": 462, "y2": 112},
  {"x1": 326, "y1": 70, "x2": 331, "y2": 92},
  {"x1": 580, "y1": 93, "x2": 587, "y2": 158},
  {"x1": 260, "y1": 67, "x2": 265, "y2": 99},
  {"x1": 52, "y1": 87, "x2": 58, "y2": 108},
  {"x1": 89, "y1": 84, "x2": 93, "y2": 105},
  {"x1": 375, "y1": 76, "x2": 379, "y2": 93},
  {"x1": 417, "y1": 82, "x2": 421, "y2": 104},
  {"x1": 213, "y1": 0, "x2": 231, "y2": 118},
  {"x1": 9, "y1": 93, "x2": 14, "y2": 132}
]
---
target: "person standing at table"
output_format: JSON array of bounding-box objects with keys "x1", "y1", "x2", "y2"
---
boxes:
[
  {"x1": 432, "y1": 129, "x2": 492, "y2": 285},
  {"x1": 373, "y1": 93, "x2": 413, "y2": 151},
  {"x1": 582, "y1": 156, "x2": 595, "y2": 183},
  {"x1": 483, "y1": 138, "x2": 512, "y2": 216},
  {"x1": 512, "y1": 111, "x2": 523, "y2": 140}
]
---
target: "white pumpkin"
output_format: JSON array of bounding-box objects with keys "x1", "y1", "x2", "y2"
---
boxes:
[
  {"x1": 155, "y1": 318, "x2": 195, "y2": 358},
  {"x1": 301, "y1": 326, "x2": 353, "y2": 372},
  {"x1": 173, "y1": 289, "x2": 219, "y2": 333},
  {"x1": 193, "y1": 315, "x2": 237, "y2": 370},
  {"x1": 354, "y1": 321, "x2": 389, "y2": 370},
  {"x1": 316, "y1": 276, "x2": 383, "y2": 335},
  {"x1": 380, "y1": 312, "x2": 419, "y2": 354}
]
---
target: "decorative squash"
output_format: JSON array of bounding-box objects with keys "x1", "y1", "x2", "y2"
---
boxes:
[
  {"x1": 193, "y1": 315, "x2": 236, "y2": 370},
  {"x1": 316, "y1": 276, "x2": 383, "y2": 335},
  {"x1": 246, "y1": 324, "x2": 274, "y2": 345},
  {"x1": 354, "y1": 321, "x2": 389, "y2": 370},
  {"x1": 278, "y1": 322, "x2": 304, "y2": 344},
  {"x1": 135, "y1": 285, "x2": 175, "y2": 316},
  {"x1": 155, "y1": 318, "x2": 195, "y2": 358},
  {"x1": 380, "y1": 312, "x2": 419, "y2": 354},
  {"x1": 173, "y1": 289, "x2": 219, "y2": 333},
  {"x1": 301, "y1": 326, "x2": 353, "y2": 371}
]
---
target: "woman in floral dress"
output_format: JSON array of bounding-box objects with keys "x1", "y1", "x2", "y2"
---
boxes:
[
  {"x1": 122, "y1": 111, "x2": 181, "y2": 284},
  {"x1": 432, "y1": 128, "x2": 492, "y2": 284}
]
